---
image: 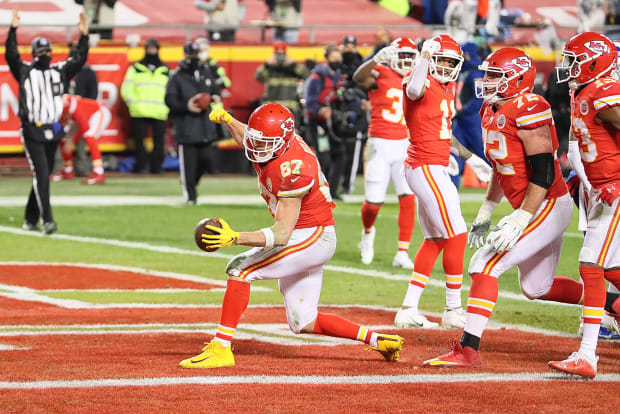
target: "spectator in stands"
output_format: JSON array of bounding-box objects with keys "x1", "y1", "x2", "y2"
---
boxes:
[
  {"x1": 165, "y1": 41, "x2": 222, "y2": 204},
  {"x1": 422, "y1": 0, "x2": 448, "y2": 24},
  {"x1": 121, "y1": 38, "x2": 170, "y2": 174},
  {"x1": 265, "y1": 0, "x2": 302, "y2": 44},
  {"x1": 196, "y1": 37, "x2": 232, "y2": 92},
  {"x1": 195, "y1": 0, "x2": 246, "y2": 42},
  {"x1": 255, "y1": 41, "x2": 308, "y2": 125},
  {"x1": 341, "y1": 35, "x2": 364, "y2": 81},
  {"x1": 366, "y1": 27, "x2": 392, "y2": 61},
  {"x1": 74, "y1": 0, "x2": 116, "y2": 40}
]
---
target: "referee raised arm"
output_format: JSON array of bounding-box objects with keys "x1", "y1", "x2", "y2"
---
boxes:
[{"x1": 6, "y1": 8, "x2": 89, "y2": 234}]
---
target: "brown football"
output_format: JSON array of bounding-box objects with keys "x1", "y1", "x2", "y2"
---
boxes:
[
  {"x1": 194, "y1": 217, "x2": 222, "y2": 252},
  {"x1": 195, "y1": 93, "x2": 211, "y2": 109}
]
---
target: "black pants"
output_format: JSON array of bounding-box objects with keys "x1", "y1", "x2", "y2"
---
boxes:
[
  {"x1": 131, "y1": 117, "x2": 166, "y2": 173},
  {"x1": 179, "y1": 142, "x2": 218, "y2": 202},
  {"x1": 22, "y1": 137, "x2": 58, "y2": 224}
]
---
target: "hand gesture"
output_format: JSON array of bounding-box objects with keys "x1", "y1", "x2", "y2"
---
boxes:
[
  {"x1": 209, "y1": 108, "x2": 233, "y2": 124},
  {"x1": 373, "y1": 45, "x2": 395, "y2": 64},
  {"x1": 468, "y1": 218, "x2": 491, "y2": 249},
  {"x1": 78, "y1": 12, "x2": 89, "y2": 35},
  {"x1": 421, "y1": 39, "x2": 441, "y2": 56},
  {"x1": 11, "y1": 8, "x2": 20, "y2": 29},
  {"x1": 486, "y1": 210, "x2": 532, "y2": 253},
  {"x1": 201, "y1": 218, "x2": 240, "y2": 249}
]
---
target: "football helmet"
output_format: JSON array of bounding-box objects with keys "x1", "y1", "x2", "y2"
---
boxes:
[
  {"x1": 428, "y1": 34, "x2": 463, "y2": 83},
  {"x1": 475, "y1": 47, "x2": 536, "y2": 103},
  {"x1": 244, "y1": 103, "x2": 295, "y2": 163},
  {"x1": 388, "y1": 37, "x2": 418, "y2": 76},
  {"x1": 556, "y1": 32, "x2": 616, "y2": 89}
]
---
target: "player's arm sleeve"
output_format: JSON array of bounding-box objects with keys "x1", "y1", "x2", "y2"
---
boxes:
[
  {"x1": 278, "y1": 174, "x2": 314, "y2": 198},
  {"x1": 405, "y1": 58, "x2": 430, "y2": 100},
  {"x1": 515, "y1": 97, "x2": 553, "y2": 130}
]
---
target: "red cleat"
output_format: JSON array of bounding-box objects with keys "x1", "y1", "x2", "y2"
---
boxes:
[
  {"x1": 423, "y1": 340, "x2": 482, "y2": 368},
  {"x1": 82, "y1": 173, "x2": 105, "y2": 185},
  {"x1": 549, "y1": 352, "x2": 597, "y2": 379},
  {"x1": 51, "y1": 171, "x2": 74, "y2": 181}
]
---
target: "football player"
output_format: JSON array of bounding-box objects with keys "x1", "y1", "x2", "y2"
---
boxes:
[
  {"x1": 423, "y1": 48, "x2": 588, "y2": 372},
  {"x1": 179, "y1": 104, "x2": 404, "y2": 368},
  {"x1": 52, "y1": 94, "x2": 110, "y2": 184},
  {"x1": 547, "y1": 32, "x2": 620, "y2": 378},
  {"x1": 395, "y1": 34, "x2": 488, "y2": 330},
  {"x1": 352, "y1": 37, "x2": 418, "y2": 269}
]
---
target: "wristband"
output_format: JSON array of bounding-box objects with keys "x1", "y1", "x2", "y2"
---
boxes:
[{"x1": 260, "y1": 228, "x2": 275, "y2": 249}]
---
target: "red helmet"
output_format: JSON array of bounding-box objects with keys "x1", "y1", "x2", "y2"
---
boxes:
[
  {"x1": 557, "y1": 32, "x2": 616, "y2": 89},
  {"x1": 244, "y1": 103, "x2": 295, "y2": 163},
  {"x1": 428, "y1": 34, "x2": 463, "y2": 83},
  {"x1": 388, "y1": 37, "x2": 418, "y2": 76},
  {"x1": 475, "y1": 48, "x2": 536, "y2": 103}
]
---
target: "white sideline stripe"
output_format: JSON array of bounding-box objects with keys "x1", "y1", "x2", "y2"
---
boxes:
[
  {"x1": 0, "y1": 230, "x2": 581, "y2": 309},
  {"x1": 1, "y1": 372, "x2": 618, "y2": 389},
  {"x1": 40, "y1": 289, "x2": 227, "y2": 293},
  {"x1": 0, "y1": 262, "x2": 271, "y2": 292},
  {"x1": 0, "y1": 344, "x2": 28, "y2": 351},
  {"x1": 0, "y1": 193, "x2": 489, "y2": 207}
]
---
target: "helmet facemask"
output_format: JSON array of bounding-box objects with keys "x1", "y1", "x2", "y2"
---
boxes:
[
  {"x1": 389, "y1": 50, "x2": 418, "y2": 76},
  {"x1": 430, "y1": 53, "x2": 463, "y2": 83},
  {"x1": 243, "y1": 127, "x2": 286, "y2": 163}
]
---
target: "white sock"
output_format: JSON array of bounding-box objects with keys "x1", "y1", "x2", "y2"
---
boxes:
[
  {"x1": 94, "y1": 166, "x2": 104, "y2": 175},
  {"x1": 445, "y1": 287, "x2": 462, "y2": 309},
  {"x1": 579, "y1": 323, "x2": 599, "y2": 358},
  {"x1": 369, "y1": 332, "x2": 379, "y2": 347}
]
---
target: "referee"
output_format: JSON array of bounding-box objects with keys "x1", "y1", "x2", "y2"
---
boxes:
[{"x1": 5, "y1": 8, "x2": 89, "y2": 234}]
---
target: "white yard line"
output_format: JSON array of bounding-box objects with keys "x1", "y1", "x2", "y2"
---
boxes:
[
  {"x1": 0, "y1": 229, "x2": 582, "y2": 309},
  {"x1": 0, "y1": 372, "x2": 618, "y2": 389}
]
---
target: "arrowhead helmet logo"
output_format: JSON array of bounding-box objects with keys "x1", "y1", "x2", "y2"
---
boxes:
[
  {"x1": 511, "y1": 56, "x2": 532, "y2": 69},
  {"x1": 280, "y1": 117, "x2": 294, "y2": 135},
  {"x1": 584, "y1": 40, "x2": 610, "y2": 54}
]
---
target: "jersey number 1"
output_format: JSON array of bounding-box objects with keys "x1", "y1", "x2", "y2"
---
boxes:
[{"x1": 439, "y1": 99, "x2": 455, "y2": 140}]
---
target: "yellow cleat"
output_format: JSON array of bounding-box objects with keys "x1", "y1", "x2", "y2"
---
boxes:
[
  {"x1": 367, "y1": 334, "x2": 404, "y2": 362},
  {"x1": 179, "y1": 340, "x2": 235, "y2": 369}
]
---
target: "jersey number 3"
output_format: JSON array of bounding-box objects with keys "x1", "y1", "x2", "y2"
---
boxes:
[{"x1": 381, "y1": 88, "x2": 405, "y2": 125}]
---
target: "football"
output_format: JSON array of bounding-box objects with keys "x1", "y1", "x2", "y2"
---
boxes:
[
  {"x1": 195, "y1": 93, "x2": 211, "y2": 109},
  {"x1": 194, "y1": 217, "x2": 222, "y2": 252}
]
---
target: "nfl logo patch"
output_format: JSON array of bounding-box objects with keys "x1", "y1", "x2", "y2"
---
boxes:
[
  {"x1": 580, "y1": 100, "x2": 589, "y2": 115},
  {"x1": 52, "y1": 84, "x2": 60, "y2": 95}
]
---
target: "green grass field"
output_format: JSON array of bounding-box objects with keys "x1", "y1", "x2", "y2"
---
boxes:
[{"x1": 0, "y1": 175, "x2": 587, "y2": 333}]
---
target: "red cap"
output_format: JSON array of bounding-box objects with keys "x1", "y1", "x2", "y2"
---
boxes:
[{"x1": 274, "y1": 41, "x2": 287, "y2": 53}]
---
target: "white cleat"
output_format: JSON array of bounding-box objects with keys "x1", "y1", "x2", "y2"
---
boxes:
[
  {"x1": 394, "y1": 308, "x2": 439, "y2": 328},
  {"x1": 392, "y1": 251, "x2": 414, "y2": 269},
  {"x1": 442, "y1": 307, "x2": 466, "y2": 329},
  {"x1": 360, "y1": 227, "x2": 376, "y2": 265}
]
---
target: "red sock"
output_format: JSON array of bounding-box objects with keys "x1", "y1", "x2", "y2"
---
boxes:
[
  {"x1": 413, "y1": 240, "x2": 444, "y2": 276},
  {"x1": 605, "y1": 269, "x2": 620, "y2": 292},
  {"x1": 580, "y1": 265, "x2": 606, "y2": 325},
  {"x1": 542, "y1": 276, "x2": 584, "y2": 304},
  {"x1": 84, "y1": 136, "x2": 102, "y2": 162},
  {"x1": 397, "y1": 195, "x2": 415, "y2": 251},
  {"x1": 442, "y1": 233, "x2": 466, "y2": 282},
  {"x1": 467, "y1": 273, "x2": 498, "y2": 318},
  {"x1": 59, "y1": 140, "x2": 73, "y2": 163},
  {"x1": 361, "y1": 202, "x2": 381, "y2": 230},
  {"x1": 313, "y1": 312, "x2": 374, "y2": 344},
  {"x1": 214, "y1": 279, "x2": 250, "y2": 343}
]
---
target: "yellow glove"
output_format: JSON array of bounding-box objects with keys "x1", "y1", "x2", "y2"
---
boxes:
[
  {"x1": 209, "y1": 108, "x2": 232, "y2": 125},
  {"x1": 202, "y1": 217, "x2": 240, "y2": 248}
]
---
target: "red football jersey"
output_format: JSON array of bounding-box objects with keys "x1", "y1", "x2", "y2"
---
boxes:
[
  {"x1": 402, "y1": 75, "x2": 456, "y2": 169},
  {"x1": 62, "y1": 95, "x2": 105, "y2": 128},
  {"x1": 570, "y1": 77, "x2": 620, "y2": 188},
  {"x1": 368, "y1": 64, "x2": 408, "y2": 140},
  {"x1": 481, "y1": 93, "x2": 568, "y2": 209},
  {"x1": 255, "y1": 135, "x2": 335, "y2": 229}
]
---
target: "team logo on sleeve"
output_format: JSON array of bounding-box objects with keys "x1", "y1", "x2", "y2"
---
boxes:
[
  {"x1": 584, "y1": 40, "x2": 610, "y2": 54},
  {"x1": 580, "y1": 100, "x2": 589, "y2": 115},
  {"x1": 496, "y1": 114, "x2": 506, "y2": 129}
]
